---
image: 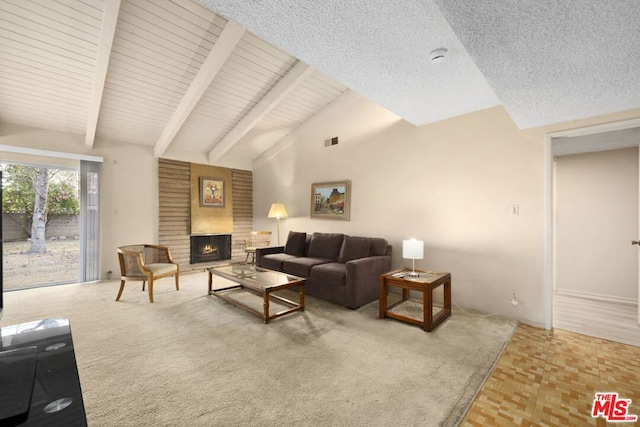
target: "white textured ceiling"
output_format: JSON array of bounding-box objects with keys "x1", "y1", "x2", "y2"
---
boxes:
[
  {"x1": 203, "y1": 0, "x2": 640, "y2": 129},
  {"x1": 552, "y1": 127, "x2": 640, "y2": 157},
  {"x1": 202, "y1": 0, "x2": 501, "y2": 127},
  {"x1": 435, "y1": 0, "x2": 640, "y2": 129}
]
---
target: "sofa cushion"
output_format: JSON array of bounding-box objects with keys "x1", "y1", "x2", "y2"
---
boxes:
[
  {"x1": 307, "y1": 233, "x2": 344, "y2": 260},
  {"x1": 338, "y1": 236, "x2": 371, "y2": 263},
  {"x1": 310, "y1": 262, "x2": 347, "y2": 287},
  {"x1": 283, "y1": 257, "x2": 332, "y2": 278},
  {"x1": 284, "y1": 231, "x2": 307, "y2": 256},
  {"x1": 369, "y1": 238, "x2": 389, "y2": 256},
  {"x1": 260, "y1": 253, "x2": 296, "y2": 271}
]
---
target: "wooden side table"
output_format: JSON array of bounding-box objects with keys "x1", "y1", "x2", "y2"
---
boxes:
[{"x1": 379, "y1": 268, "x2": 451, "y2": 332}]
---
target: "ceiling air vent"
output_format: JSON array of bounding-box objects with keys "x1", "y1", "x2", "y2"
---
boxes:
[{"x1": 324, "y1": 137, "x2": 339, "y2": 147}]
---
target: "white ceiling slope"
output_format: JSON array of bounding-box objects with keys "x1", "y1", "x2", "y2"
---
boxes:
[
  {"x1": 202, "y1": 0, "x2": 640, "y2": 130},
  {"x1": 1, "y1": 1, "x2": 639, "y2": 168},
  {"x1": 0, "y1": 0, "x2": 347, "y2": 167}
]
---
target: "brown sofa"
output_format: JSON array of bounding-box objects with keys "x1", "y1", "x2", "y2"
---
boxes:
[{"x1": 256, "y1": 231, "x2": 392, "y2": 309}]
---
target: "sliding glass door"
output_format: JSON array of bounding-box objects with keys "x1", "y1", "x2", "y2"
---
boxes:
[{"x1": 1, "y1": 153, "x2": 103, "y2": 288}]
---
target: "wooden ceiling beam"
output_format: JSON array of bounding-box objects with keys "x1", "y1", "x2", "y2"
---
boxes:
[
  {"x1": 85, "y1": 0, "x2": 121, "y2": 148},
  {"x1": 207, "y1": 60, "x2": 313, "y2": 164},
  {"x1": 153, "y1": 20, "x2": 245, "y2": 158}
]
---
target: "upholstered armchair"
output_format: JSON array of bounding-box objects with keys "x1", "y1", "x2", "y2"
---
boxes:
[{"x1": 116, "y1": 244, "x2": 179, "y2": 303}]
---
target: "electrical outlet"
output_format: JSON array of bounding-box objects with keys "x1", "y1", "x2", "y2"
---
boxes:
[
  {"x1": 511, "y1": 292, "x2": 519, "y2": 306},
  {"x1": 510, "y1": 205, "x2": 519, "y2": 215}
]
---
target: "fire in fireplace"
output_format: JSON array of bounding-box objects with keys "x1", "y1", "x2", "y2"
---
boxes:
[{"x1": 190, "y1": 234, "x2": 231, "y2": 264}]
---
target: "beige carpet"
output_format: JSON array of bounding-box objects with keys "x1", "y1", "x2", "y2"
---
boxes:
[{"x1": 2, "y1": 272, "x2": 517, "y2": 426}]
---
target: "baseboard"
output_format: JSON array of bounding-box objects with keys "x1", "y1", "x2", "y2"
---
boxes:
[
  {"x1": 555, "y1": 289, "x2": 638, "y2": 306},
  {"x1": 514, "y1": 318, "x2": 547, "y2": 329}
]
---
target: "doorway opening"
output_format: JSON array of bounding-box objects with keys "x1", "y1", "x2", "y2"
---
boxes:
[{"x1": 546, "y1": 120, "x2": 640, "y2": 346}]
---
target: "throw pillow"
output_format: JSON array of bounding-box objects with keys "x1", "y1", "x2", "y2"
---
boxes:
[
  {"x1": 307, "y1": 233, "x2": 344, "y2": 260},
  {"x1": 369, "y1": 238, "x2": 389, "y2": 256},
  {"x1": 338, "y1": 236, "x2": 371, "y2": 263},
  {"x1": 284, "y1": 231, "x2": 307, "y2": 256}
]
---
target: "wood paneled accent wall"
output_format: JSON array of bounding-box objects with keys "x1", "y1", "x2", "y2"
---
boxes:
[
  {"x1": 158, "y1": 159, "x2": 253, "y2": 268},
  {"x1": 231, "y1": 169, "x2": 253, "y2": 259}
]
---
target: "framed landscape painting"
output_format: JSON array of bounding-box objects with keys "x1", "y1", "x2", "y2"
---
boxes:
[
  {"x1": 200, "y1": 177, "x2": 225, "y2": 208},
  {"x1": 311, "y1": 180, "x2": 351, "y2": 221}
]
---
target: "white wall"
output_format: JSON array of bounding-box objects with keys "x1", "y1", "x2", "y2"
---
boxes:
[
  {"x1": 3, "y1": 100, "x2": 640, "y2": 326},
  {"x1": 555, "y1": 148, "x2": 639, "y2": 302},
  {"x1": 253, "y1": 91, "x2": 546, "y2": 325},
  {"x1": 1, "y1": 124, "x2": 158, "y2": 278}
]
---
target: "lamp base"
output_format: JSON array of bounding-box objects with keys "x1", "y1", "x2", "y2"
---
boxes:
[{"x1": 406, "y1": 270, "x2": 420, "y2": 278}]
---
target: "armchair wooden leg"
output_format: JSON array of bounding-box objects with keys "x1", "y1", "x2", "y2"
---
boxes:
[
  {"x1": 175, "y1": 273, "x2": 179, "y2": 291},
  {"x1": 148, "y1": 279, "x2": 154, "y2": 303},
  {"x1": 142, "y1": 280, "x2": 146, "y2": 291},
  {"x1": 116, "y1": 280, "x2": 126, "y2": 301}
]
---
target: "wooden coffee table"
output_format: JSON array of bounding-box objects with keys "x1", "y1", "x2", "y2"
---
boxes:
[
  {"x1": 379, "y1": 268, "x2": 451, "y2": 331},
  {"x1": 207, "y1": 264, "x2": 305, "y2": 323}
]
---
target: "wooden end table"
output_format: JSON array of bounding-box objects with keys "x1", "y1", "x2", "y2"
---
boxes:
[{"x1": 379, "y1": 268, "x2": 451, "y2": 332}]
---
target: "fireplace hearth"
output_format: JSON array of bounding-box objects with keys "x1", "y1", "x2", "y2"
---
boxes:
[{"x1": 190, "y1": 234, "x2": 231, "y2": 264}]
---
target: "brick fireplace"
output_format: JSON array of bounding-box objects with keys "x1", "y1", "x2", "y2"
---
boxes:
[{"x1": 190, "y1": 234, "x2": 231, "y2": 264}]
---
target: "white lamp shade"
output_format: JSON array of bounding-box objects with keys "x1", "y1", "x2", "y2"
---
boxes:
[
  {"x1": 402, "y1": 239, "x2": 424, "y2": 260},
  {"x1": 268, "y1": 202, "x2": 289, "y2": 219}
]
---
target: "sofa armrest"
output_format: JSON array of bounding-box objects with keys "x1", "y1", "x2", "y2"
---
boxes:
[
  {"x1": 345, "y1": 255, "x2": 392, "y2": 309},
  {"x1": 255, "y1": 245, "x2": 285, "y2": 265}
]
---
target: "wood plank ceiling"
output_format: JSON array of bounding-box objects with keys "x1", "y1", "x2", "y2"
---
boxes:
[{"x1": 0, "y1": 0, "x2": 347, "y2": 167}]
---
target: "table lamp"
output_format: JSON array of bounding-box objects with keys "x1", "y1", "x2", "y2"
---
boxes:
[
  {"x1": 268, "y1": 201, "x2": 288, "y2": 245},
  {"x1": 402, "y1": 238, "x2": 424, "y2": 278}
]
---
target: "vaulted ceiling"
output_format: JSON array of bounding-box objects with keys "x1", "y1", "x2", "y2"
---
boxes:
[
  {"x1": 0, "y1": 0, "x2": 347, "y2": 168},
  {"x1": 1, "y1": 0, "x2": 639, "y2": 169}
]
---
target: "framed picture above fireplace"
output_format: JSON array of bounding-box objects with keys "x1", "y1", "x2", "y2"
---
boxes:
[{"x1": 200, "y1": 177, "x2": 225, "y2": 208}]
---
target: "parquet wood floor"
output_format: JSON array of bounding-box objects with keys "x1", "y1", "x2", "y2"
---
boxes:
[{"x1": 461, "y1": 324, "x2": 640, "y2": 426}]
